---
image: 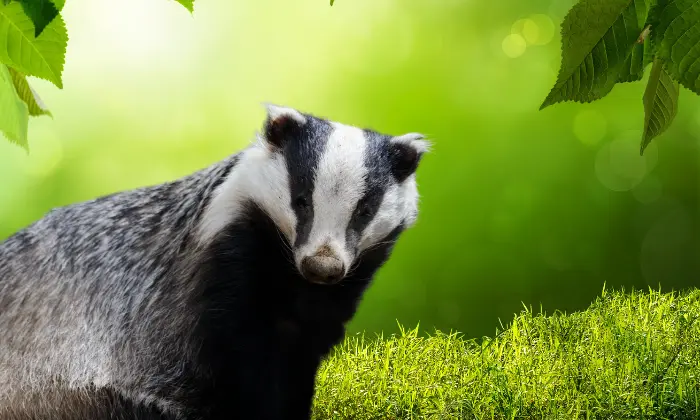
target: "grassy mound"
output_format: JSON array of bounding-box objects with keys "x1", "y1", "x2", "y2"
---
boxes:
[{"x1": 313, "y1": 288, "x2": 700, "y2": 419}]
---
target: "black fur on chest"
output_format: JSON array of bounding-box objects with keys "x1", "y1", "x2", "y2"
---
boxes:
[{"x1": 184, "y1": 203, "x2": 402, "y2": 419}]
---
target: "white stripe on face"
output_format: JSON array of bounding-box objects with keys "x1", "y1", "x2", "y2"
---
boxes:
[{"x1": 294, "y1": 123, "x2": 368, "y2": 270}]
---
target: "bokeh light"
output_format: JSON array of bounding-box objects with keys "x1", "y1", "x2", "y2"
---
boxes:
[
  {"x1": 528, "y1": 14, "x2": 556, "y2": 45},
  {"x1": 502, "y1": 34, "x2": 527, "y2": 58},
  {"x1": 512, "y1": 15, "x2": 555, "y2": 46}
]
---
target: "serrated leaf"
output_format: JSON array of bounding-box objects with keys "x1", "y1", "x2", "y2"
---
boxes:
[
  {"x1": 618, "y1": 39, "x2": 653, "y2": 83},
  {"x1": 541, "y1": 0, "x2": 652, "y2": 109},
  {"x1": 49, "y1": 0, "x2": 65, "y2": 11},
  {"x1": 17, "y1": 0, "x2": 59, "y2": 36},
  {"x1": 0, "y1": 63, "x2": 29, "y2": 148},
  {"x1": 8, "y1": 67, "x2": 51, "y2": 117},
  {"x1": 174, "y1": 0, "x2": 193, "y2": 12},
  {"x1": 654, "y1": 0, "x2": 700, "y2": 94},
  {"x1": 641, "y1": 58, "x2": 679, "y2": 154},
  {"x1": 0, "y1": 1, "x2": 67, "y2": 88}
]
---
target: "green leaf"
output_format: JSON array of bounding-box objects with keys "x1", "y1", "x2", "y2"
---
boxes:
[
  {"x1": 0, "y1": 63, "x2": 29, "y2": 148},
  {"x1": 8, "y1": 67, "x2": 51, "y2": 117},
  {"x1": 618, "y1": 39, "x2": 653, "y2": 83},
  {"x1": 17, "y1": 0, "x2": 59, "y2": 36},
  {"x1": 0, "y1": 1, "x2": 67, "y2": 88},
  {"x1": 654, "y1": 0, "x2": 700, "y2": 94},
  {"x1": 173, "y1": 0, "x2": 193, "y2": 12},
  {"x1": 641, "y1": 58, "x2": 679, "y2": 154},
  {"x1": 331, "y1": 0, "x2": 335, "y2": 5},
  {"x1": 49, "y1": 0, "x2": 65, "y2": 11},
  {"x1": 541, "y1": 0, "x2": 652, "y2": 109}
]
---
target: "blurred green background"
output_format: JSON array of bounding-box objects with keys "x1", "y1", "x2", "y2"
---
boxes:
[{"x1": 1, "y1": 0, "x2": 699, "y2": 338}]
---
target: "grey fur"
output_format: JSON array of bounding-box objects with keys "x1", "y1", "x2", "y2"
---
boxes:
[
  {"x1": 0, "y1": 385, "x2": 172, "y2": 419},
  {"x1": 0, "y1": 156, "x2": 237, "y2": 415}
]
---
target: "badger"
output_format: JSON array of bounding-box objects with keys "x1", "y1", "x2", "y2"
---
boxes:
[
  {"x1": 0, "y1": 386, "x2": 175, "y2": 420},
  {"x1": 0, "y1": 105, "x2": 429, "y2": 420}
]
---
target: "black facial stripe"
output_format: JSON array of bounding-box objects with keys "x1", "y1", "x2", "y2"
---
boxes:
[
  {"x1": 345, "y1": 130, "x2": 394, "y2": 251},
  {"x1": 284, "y1": 116, "x2": 333, "y2": 247},
  {"x1": 346, "y1": 188, "x2": 387, "y2": 251}
]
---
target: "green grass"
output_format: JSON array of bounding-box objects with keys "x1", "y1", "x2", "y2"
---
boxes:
[{"x1": 313, "y1": 288, "x2": 700, "y2": 419}]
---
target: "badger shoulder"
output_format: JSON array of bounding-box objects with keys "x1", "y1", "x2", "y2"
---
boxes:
[{"x1": 0, "y1": 154, "x2": 240, "y2": 278}]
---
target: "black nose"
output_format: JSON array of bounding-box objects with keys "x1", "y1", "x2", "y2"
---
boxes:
[{"x1": 301, "y1": 255, "x2": 345, "y2": 284}]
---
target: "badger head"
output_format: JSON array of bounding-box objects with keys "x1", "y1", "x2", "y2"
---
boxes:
[{"x1": 199, "y1": 104, "x2": 429, "y2": 285}]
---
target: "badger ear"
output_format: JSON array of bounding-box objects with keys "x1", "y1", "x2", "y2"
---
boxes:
[
  {"x1": 262, "y1": 104, "x2": 308, "y2": 150},
  {"x1": 388, "y1": 133, "x2": 430, "y2": 182}
]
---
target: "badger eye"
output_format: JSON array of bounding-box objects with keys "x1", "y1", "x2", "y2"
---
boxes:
[
  {"x1": 357, "y1": 201, "x2": 373, "y2": 218},
  {"x1": 294, "y1": 195, "x2": 310, "y2": 211}
]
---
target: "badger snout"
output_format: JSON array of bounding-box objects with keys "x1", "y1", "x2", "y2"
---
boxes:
[{"x1": 300, "y1": 248, "x2": 346, "y2": 285}]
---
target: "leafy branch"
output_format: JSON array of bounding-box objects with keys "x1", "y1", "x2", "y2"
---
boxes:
[
  {"x1": 542, "y1": 0, "x2": 700, "y2": 155},
  {"x1": 0, "y1": 0, "x2": 193, "y2": 150}
]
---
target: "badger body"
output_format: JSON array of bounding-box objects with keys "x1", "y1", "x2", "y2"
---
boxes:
[
  {"x1": 0, "y1": 105, "x2": 428, "y2": 419},
  {"x1": 0, "y1": 386, "x2": 175, "y2": 420}
]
